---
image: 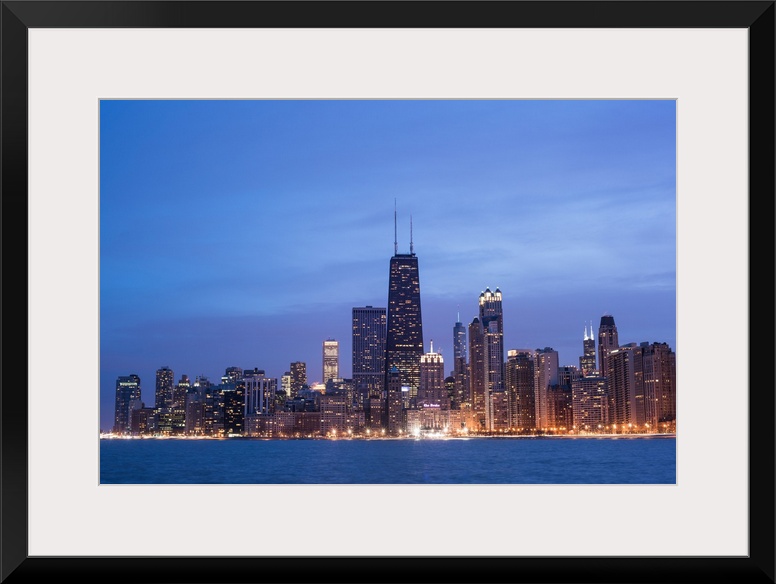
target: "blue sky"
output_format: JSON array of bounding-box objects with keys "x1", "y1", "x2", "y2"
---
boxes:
[{"x1": 100, "y1": 99, "x2": 676, "y2": 432}]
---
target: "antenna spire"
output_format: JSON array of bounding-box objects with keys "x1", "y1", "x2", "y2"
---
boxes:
[
  {"x1": 394, "y1": 199, "x2": 398, "y2": 255},
  {"x1": 410, "y1": 215, "x2": 414, "y2": 254}
]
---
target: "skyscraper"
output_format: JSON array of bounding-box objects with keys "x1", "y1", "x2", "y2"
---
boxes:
[
  {"x1": 534, "y1": 347, "x2": 559, "y2": 430},
  {"x1": 479, "y1": 288, "x2": 505, "y2": 431},
  {"x1": 479, "y1": 288, "x2": 505, "y2": 392},
  {"x1": 468, "y1": 317, "x2": 486, "y2": 429},
  {"x1": 155, "y1": 366, "x2": 174, "y2": 410},
  {"x1": 113, "y1": 374, "x2": 141, "y2": 434},
  {"x1": 452, "y1": 312, "x2": 468, "y2": 409},
  {"x1": 418, "y1": 340, "x2": 448, "y2": 409},
  {"x1": 384, "y1": 211, "x2": 423, "y2": 428},
  {"x1": 505, "y1": 350, "x2": 536, "y2": 431},
  {"x1": 598, "y1": 314, "x2": 619, "y2": 376},
  {"x1": 290, "y1": 362, "x2": 307, "y2": 399},
  {"x1": 580, "y1": 322, "x2": 596, "y2": 375},
  {"x1": 322, "y1": 338, "x2": 339, "y2": 384},
  {"x1": 352, "y1": 306, "x2": 387, "y2": 403}
]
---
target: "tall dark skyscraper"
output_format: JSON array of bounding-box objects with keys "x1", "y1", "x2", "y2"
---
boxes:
[
  {"x1": 352, "y1": 306, "x2": 387, "y2": 403},
  {"x1": 478, "y1": 288, "x2": 504, "y2": 430},
  {"x1": 580, "y1": 322, "x2": 596, "y2": 375},
  {"x1": 113, "y1": 374, "x2": 141, "y2": 434},
  {"x1": 155, "y1": 366, "x2": 174, "y2": 410},
  {"x1": 452, "y1": 312, "x2": 468, "y2": 409},
  {"x1": 384, "y1": 212, "x2": 423, "y2": 427},
  {"x1": 468, "y1": 317, "x2": 486, "y2": 428},
  {"x1": 598, "y1": 314, "x2": 619, "y2": 376}
]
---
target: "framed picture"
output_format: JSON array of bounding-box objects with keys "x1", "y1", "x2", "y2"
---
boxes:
[{"x1": 3, "y1": 1, "x2": 773, "y2": 582}]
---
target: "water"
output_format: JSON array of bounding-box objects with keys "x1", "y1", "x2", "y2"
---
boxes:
[{"x1": 100, "y1": 435, "x2": 676, "y2": 484}]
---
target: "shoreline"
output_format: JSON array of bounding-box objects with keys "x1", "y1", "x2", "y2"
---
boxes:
[{"x1": 100, "y1": 432, "x2": 676, "y2": 441}]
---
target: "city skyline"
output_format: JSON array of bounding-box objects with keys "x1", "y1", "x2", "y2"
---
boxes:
[{"x1": 100, "y1": 99, "x2": 676, "y2": 432}]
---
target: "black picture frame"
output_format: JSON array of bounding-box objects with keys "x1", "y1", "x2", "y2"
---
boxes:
[{"x1": 2, "y1": 1, "x2": 773, "y2": 583}]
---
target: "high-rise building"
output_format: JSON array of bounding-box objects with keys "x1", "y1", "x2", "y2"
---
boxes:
[
  {"x1": 606, "y1": 344, "x2": 645, "y2": 427},
  {"x1": 244, "y1": 368, "x2": 275, "y2": 417},
  {"x1": 322, "y1": 338, "x2": 339, "y2": 384},
  {"x1": 290, "y1": 362, "x2": 307, "y2": 399},
  {"x1": 385, "y1": 365, "x2": 403, "y2": 434},
  {"x1": 534, "y1": 347, "x2": 559, "y2": 430},
  {"x1": 571, "y1": 373, "x2": 609, "y2": 432},
  {"x1": 281, "y1": 372, "x2": 292, "y2": 398},
  {"x1": 155, "y1": 366, "x2": 174, "y2": 410},
  {"x1": 418, "y1": 340, "x2": 448, "y2": 409},
  {"x1": 468, "y1": 317, "x2": 486, "y2": 429},
  {"x1": 580, "y1": 322, "x2": 596, "y2": 375},
  {"x1": 352, "y1": 306, "x2": 387, "y2": 404},
  {"x1": 453, "y1": 313, "x2": 467, "y2": 362},
  {"x1": 479, "y1": 288, "x2": 505, "y2": 392},
  {"x1": 113, "y1": 374, "x2": 141, "y2": 434},
  {"x1": 598, "y1": 314, "x2": 619, "y2": 376},
  {"x1": 384, "y1": 211, "x2": 424, "y2": 426},
  {"x1": 641, "y1": 341, "x2": 676, "y2": 430},
  {"x1": 452, "y1": 312, "x2": 469, "y2": 409},
  {"x1": 506, "y1": 350, "x2": 536, "y2": 431}
]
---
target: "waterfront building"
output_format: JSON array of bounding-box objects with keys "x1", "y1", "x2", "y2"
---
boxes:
[
  {"x1": 547, "y1": 384, "x2": 574, "y2": 431},
  {"x1": 452, "y1": 312, "x2": 469, "y2": 410},
  {"x1": 384, "y1": 212, "x2": 424, "y2": 420},
  {"x1": 606, "y1": 344, "x2": 646, "y2": 427},
  {"x1": 320, "y1": 392, "x2": 348, "y2": 435},
  {"x1": 468, "y1": 317, "x2": 486, "y2": 429},
  {"x1": 641, "y1": 341, "x2": 676, "y2": 430},
  {"x1": 580, "y1": 322, "x2": 596, "y2": 375},
  {"x1": 322, "y1": 338, "x2": 339, "y2": 384},
  {"x1": 155, "y1": 366, "x2": 174, "y2": 410},
  {"x1": 281, "y1": 371, "x2": 292, "y2": 398},
  {"x1": 478, "y1": 288, "x2": 504, "y2": 431},
  {"x1": 385, "y1": 365, "x2": 403, "y2": 434},
  {"x1": 223, "y1": 385, "x2": 245, "y2": 436},
  {"x1": 418, "y1": 340, "x2": 448, "y2": 409},
  {"x1": 534, "y1": 347, "x2": 559, "y2": 430},
  {"x1": 571, "y1": 373, "x2": 609, "y2": 432},
  {"x1": 290, "y1": 362, "x2": 307, "y2": 399},
  {"x1": 129, "y1": 402, "x2": 156, "y2": 435},
  {"x1": 505, "y1": 350, "x2": 536, "y2": 432},
  {"x1": 185, "y1": 388, "x2": 204, "y2": 435},
  {"x1": 244, "y1": 368, "x2": 275, "y2": 417},
  {"x1": 598, "y1": 314, "x2": 619, "y2": 377},
  {"x1": 113, "y1": 374, "x2": 141, "y2": 434},
  {"x1": 352, "y1": 306, "x2": 387, "y2": 404}
]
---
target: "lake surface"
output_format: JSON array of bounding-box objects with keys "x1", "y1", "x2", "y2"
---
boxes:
[{"x1": 100, "y1": 435, "x2": 676, "y2": 484}]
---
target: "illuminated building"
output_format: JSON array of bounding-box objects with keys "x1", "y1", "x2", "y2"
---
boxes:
[
  {"x1": 322, "y1": 338, "x2": 339, "y2": 384},
  {"x1": 418, "y1": 340, "x2": 448, "y2": 409},
  {"x1": 480, "y1": 288, "x2": 504, "y2": 431},
  {"x1": 571, "y1": 374, "x2": 609, "y2": 432},
  {"x1": 290, "y1": 362, "x2": 307, "y2": 399},
  {"x1": 155, "y1": 366, "x2": 175, "y2": 434},
  {"x1": 468, "y1": 317, "x2": 486, "y2": 429},
  {"x1": 352, "y1": 306, "x2": 387, "y2": 404},
  {"x1": 597, "y1": 314, "x2": 619, "y2": 377},
  {"x1": 505, "y1": 350, "x2": 536, "y2": 431},
  {"x1": 606, "y1": 344, "x2": 646, "y2": 427},
  {"x1": 155, "y1": 366, "x2": 174, "y2": 410},
  {"x1": 547, "y1": 384, "x2": 573, "y2": 431},
  {"x1": 641, "y1": 341, "x2": 676, "y2": 429},
  {"x1": 452, "y1": 312, "x2": 469, "y2": 409},
  {"x1": 113, "y1": 374, "x2": 141, "y2": 434},
  {"x1": 244, "y1": 368, "x2": 275, "y2": 416},
  {"x1": 579, "y1": 322, "x2": 596, "y2": 375},
  {"x1": 281, "y1": 371, "x2": 292, "y2": 398},
  {"x1": 534, "y1": 347, "x2": 559, "y2": 430},
  {"x1": 320, "y1": 393, "x2": 348, "y2": 435},
  {"x1": 384, "y1": 211, "x2": 424, "y2": 419},
  {"x1": 385, "y1": 365, "x2": 403, "y2": 434}
]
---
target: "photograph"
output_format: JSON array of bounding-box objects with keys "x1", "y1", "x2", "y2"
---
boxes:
[
  {"x1": 100, "y1": 98, "x2": 678, "y2": 485},
  {"x1": 4, "y1": 0, "x2": 772, "y2": 582}
]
